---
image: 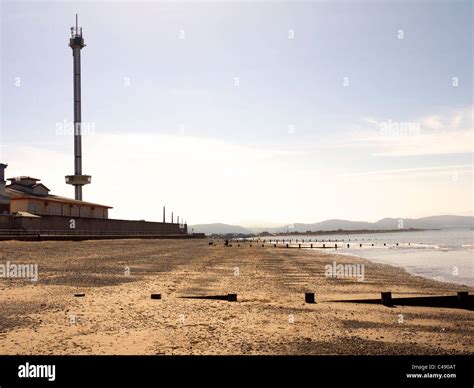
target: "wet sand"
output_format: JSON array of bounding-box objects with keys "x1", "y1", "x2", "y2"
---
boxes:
[{"x1": 0, "y1": 239, "x2": 472, "y2": 355}]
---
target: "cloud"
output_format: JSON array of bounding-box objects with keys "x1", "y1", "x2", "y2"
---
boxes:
[
  {"x1": 352, "y1": 106, "x2": 473, "y2": 156},
  {"x1": 420, "y1": 115, "x2": 443, "y2": 130},
  {"x1": 340, "y1": 164, "x2": 474, "y2": 179},
  {"x1": 2, "y1": 133, "x2": 306, "y2": 224},
  {"x1": 2, "y1": 109, "x2": 472, "y2": 224}
]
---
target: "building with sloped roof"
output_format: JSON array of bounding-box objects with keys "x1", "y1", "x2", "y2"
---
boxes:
[
  {"x1": 0, "y1": 164, "x2": 192, "y2": 239},
  {"x1": 6, "y1": 177, "x2": 111, "y2": 219},
  {"x1": 0, "y1": 165, "x2": 111, "y2": 219}
]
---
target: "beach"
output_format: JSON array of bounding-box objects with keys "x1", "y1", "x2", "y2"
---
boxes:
[{"x1": 0, "y1": 239, "x2": 472, "y2": 355}]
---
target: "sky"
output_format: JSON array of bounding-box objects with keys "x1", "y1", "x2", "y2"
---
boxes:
[{"x1": 0, "y1": 0, "x2": 472, "y2": 226}]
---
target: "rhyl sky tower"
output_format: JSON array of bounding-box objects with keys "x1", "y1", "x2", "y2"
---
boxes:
[{"x1": 65, "y1": 15, "x2": 91, "y2": 201}]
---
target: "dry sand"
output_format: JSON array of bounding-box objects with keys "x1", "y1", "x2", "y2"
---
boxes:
[{"x1": 0, "y1": 239, "x2": 472, "y2": 355}]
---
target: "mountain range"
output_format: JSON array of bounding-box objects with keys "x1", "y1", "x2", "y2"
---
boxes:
[{"x1": 190, "y1": 215, "x2": 474, "y2": 235}]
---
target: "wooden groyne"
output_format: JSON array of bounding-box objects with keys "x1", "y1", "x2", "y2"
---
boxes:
[{"x1": 332, "y1": 292, "x2": 473, "y2": 310}]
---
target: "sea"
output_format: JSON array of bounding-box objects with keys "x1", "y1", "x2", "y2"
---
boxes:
[{"x1": 263, "y1": 228, "x2": 474, "y2": 286}]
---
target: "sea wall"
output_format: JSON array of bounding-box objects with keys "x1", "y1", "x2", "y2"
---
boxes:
[{"x1": 0, "y1": 214, "x2": 187, "y2": 235}]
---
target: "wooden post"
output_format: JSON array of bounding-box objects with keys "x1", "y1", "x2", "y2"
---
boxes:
[
  {"x1": 298, "y1": 244, "x2": 301, "y2": 248},
  {"x1": 360, "y1": 243, "x2": 362, "y2": 247},
  {"x1": 381, "y1": 292, "x2": 392, "y2": 307},
  {"x1": 274, "y1": 244, "x2": 276, "y2": 248},
  {"x1": 347, "y1": 244, "x2": 350, "y2": 248},
  {"x1": 457, "y1": 291, "x2": 469, "y2": 307},
  {"x1": 305, "y1": 292, "x2": 315, "y2": 304},
  {"x1": 286, "y1": 244, "x2": 289, "y2": 248},
  {"x1": 311, "y1": 244, "x2": 313, "y2": 248},
  {"x1": 227, "y1": 293, "x2": 237, "y2": 302},
  {"x1": 151, "y1": 293, "x2": 161, "y2": 300},
  {"x1": 323, "y1": 244, "x2": 325, "y2": 248},
  {"x1": 335, "y1": 244, "x2": 337, "y2": 250}
]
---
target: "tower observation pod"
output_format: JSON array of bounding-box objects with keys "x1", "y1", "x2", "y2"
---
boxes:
[{"x1": 65, "y1": 14, "x2": 91, "y2": 201}]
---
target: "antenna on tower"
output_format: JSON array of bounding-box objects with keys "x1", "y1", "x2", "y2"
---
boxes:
[{"x1": 76, "y1": 14, "x2": 78, "y2": 31}]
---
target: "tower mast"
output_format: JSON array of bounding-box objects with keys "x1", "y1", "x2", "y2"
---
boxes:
[{"x1": 65, "y1": 14, "x2": 91, "y2": 201}]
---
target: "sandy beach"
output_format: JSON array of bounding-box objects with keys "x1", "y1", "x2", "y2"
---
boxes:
[{"x1": 0, "y1": 239, "x2": 472, "y2": 355}]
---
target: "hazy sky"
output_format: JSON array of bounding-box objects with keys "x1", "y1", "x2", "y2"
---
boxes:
[{"x1": 1, "y1": 0, "x2": 472, "y2": 226}]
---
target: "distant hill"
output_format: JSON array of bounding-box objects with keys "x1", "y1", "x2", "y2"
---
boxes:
[
  {"x1": 378, "y1": 215, "x2": 474, "y2": 230},
  {"x1": 191, "y1": 215, "x2": 474, "y2": 235},
  {"x1": 269, "y1": 215, "x2": 474, "y2": 233},
  {"x1": 190, "y1": 223, "x2": 253, "y2": 235}
]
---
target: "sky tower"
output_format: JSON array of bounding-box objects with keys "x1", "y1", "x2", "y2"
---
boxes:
[{"x1": 65, "y1": 14, "x2": 91, "y2": 201}]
